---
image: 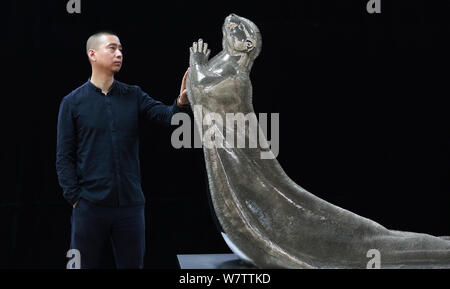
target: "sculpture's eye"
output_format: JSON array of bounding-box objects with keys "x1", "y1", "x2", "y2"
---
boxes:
[
  {"x1": 228, "y1": 22, "x2": 238, "y2": 30},
  {"x1": 238, "y1": 23, "x2": 244, "y2": 30}
]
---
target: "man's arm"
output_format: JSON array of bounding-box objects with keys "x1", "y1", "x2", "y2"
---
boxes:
[
  {"x1": 138, "y1": 88, "x2": 187, "y2": 126},
  {"x1": 56, "y1": 97, "x2": 81, "y2": 207},
  {"x1": 138, "y1": 70, "x2": 191, "y2": 126}
]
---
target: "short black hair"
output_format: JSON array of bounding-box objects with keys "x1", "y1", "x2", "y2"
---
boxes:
[{"x1": 86, "y1": 30, "x2": 119, "y2": 54}]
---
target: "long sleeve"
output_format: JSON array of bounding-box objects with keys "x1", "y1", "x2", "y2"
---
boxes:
[
  {"x1": 137, "y1": 86, "x2": 190, "y2": 126},
  {"x1": 56, "y1": 97, "x2": 81, "y2": 205}
]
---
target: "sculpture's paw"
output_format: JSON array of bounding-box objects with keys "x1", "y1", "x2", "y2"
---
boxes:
[{"x1": 189, "y1": 38, "x2": 211, "y2": 67}]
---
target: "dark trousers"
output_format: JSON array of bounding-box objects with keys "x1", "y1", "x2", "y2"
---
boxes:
[{"x1": 70, "y1": 198, "x2": 145, "y2": 269}]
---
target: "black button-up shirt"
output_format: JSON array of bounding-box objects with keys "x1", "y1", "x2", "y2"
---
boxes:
[{"x1": 56, "y1": 79, "x2": 189, "y2": 207}]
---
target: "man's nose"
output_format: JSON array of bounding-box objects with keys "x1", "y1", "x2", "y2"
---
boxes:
[{"x1": 116, "y1": 50, "x2": 123, "y2": 58}]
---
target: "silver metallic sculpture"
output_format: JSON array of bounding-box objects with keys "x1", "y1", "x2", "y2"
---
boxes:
[{"x1": 186, "y1": 13, "x2": 450, "y2": 268}]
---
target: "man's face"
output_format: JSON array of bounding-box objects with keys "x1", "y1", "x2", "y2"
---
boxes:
[{"x1": 92, "y1": 34, "x2": 123, "y2": 73}]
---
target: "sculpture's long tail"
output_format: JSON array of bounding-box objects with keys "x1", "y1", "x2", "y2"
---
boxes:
[{"x1": 201, "y1": 124, "x2": 450, "y2": 269}]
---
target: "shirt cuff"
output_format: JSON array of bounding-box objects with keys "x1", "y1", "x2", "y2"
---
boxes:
[
  {"x1": 64, "y1": 188, "x2": 81, "y2": 206},
  {"x1": 174, "y1": 98, "x2": 191, "y2": 113}
]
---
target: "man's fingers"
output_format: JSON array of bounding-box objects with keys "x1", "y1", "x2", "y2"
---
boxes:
[
  {"x1": 206, "y1": 49, "x2": 211, "y2": 58},
  {"x1": 193, "y1": 42, "x2": 198, "y2": 53},
  {"x1": 181, "y1": 72, "x2": 187, "y2": 90},
  {"x1": 203, "y1": 42, "x2": 208, "y2": 54},
  {"x1": 180, "y1": 68, "x2": 189, "y2": 94}
]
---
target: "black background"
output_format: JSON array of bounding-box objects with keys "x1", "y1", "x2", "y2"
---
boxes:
[{"x1": 2, "y1": 0, "x2": 450, "y2": 269}]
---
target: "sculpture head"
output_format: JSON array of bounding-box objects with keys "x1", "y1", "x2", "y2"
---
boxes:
[{"x1": 222, "y1": 14, "x2": 262, "y2": 69}]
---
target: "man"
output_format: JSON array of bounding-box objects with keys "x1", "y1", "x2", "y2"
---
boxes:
[{"x1": 56, "y1": 31, "x2": 190, "y2": 269}]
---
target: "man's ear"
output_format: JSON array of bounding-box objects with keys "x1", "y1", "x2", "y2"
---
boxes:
[{"x1": 88, "y1": 49, "x2": 97, "y2": 62}]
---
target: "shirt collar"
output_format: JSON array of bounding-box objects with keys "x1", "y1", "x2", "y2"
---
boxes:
[{"x1": 87, "y1": 78, "x2": 118, "y2": 94}]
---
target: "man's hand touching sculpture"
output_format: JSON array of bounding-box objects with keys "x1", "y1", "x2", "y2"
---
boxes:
[{"x1": 177, "y1": 69, "x2": 190, "y2": 107}]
